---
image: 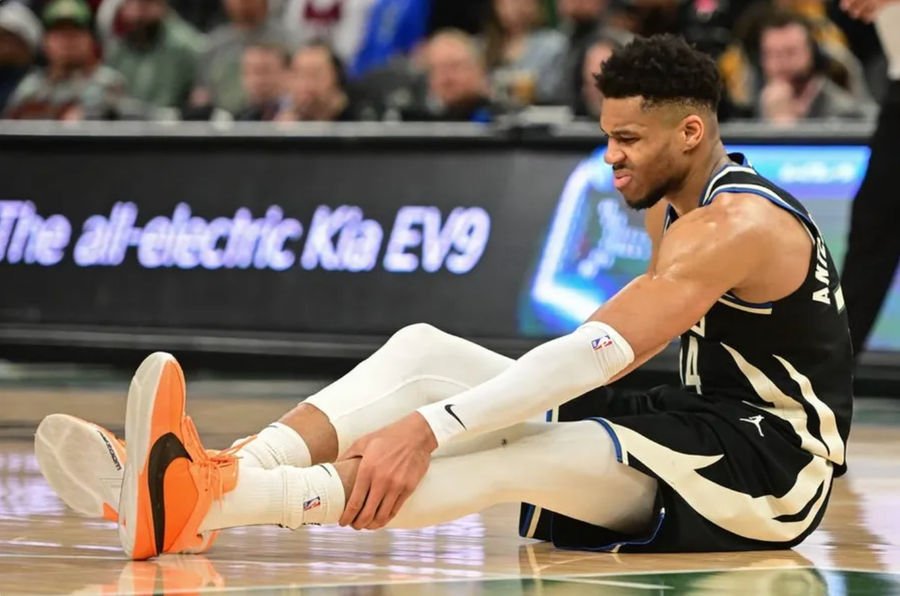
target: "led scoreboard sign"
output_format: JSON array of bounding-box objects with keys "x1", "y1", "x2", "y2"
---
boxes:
[{"x1": 0, "y1": 201, "x2": 491, "y2": 274}]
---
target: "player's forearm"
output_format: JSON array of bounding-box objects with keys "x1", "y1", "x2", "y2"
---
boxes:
[{"x1": 416, "y1": 321, "x2": 634, "y2": 446}]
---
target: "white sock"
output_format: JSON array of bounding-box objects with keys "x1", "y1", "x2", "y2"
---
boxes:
[
  {"x1": 231, "y1": 422, "x2": 312, "y2": 469},
  {"x1": 199, "y1": 463, "x2": 345, "y2": 532}
]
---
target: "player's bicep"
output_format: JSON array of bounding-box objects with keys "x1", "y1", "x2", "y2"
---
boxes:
[
  {"x1": 587, "y1": 272, "x2": 718, "y2": 356},
  {"x1": 587, "y1": 207, "x2": 761, "y2": 355}
]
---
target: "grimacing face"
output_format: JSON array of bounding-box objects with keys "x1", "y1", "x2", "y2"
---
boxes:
[{"x1": 600, "y1": 96, "x2": 694, "y2": 210}]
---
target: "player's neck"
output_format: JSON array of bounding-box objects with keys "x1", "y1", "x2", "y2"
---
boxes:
[{"x1": 665, "y1": 144, "x2": 730, "y2": 217}]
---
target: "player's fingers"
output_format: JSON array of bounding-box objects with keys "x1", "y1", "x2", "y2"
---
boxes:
[
  {"x1": 368, "y1": 489, "x2": 401, "y2": 530},
  {"x1": 339, "y1": 462, "x2": 372, "y2": 527},
  {"x1": 352, "y1": 478, "x2": 384, "y2": 530}
]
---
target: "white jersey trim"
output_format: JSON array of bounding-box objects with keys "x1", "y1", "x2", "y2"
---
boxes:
[{"x1": 716, "y1": 296, "x2": 774, "y2": 315}]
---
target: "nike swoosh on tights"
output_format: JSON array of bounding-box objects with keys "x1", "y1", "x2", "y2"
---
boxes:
[{"x1": 148, "y1": 432, "x2": 192, "y2": 554}]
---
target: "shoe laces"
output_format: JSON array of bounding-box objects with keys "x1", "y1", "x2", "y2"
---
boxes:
[{"x1": 182, "y1": 417, "x2": 238, "y2": 503}]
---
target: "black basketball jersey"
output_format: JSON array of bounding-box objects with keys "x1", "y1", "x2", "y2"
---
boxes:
[{"x1": 664, "y1": 153, "x2": 853, "y2": 475}]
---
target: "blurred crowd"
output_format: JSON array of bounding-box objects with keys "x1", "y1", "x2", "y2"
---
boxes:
[{"x1": 0, "y1": 0, "x2": 888, "y2": 125}]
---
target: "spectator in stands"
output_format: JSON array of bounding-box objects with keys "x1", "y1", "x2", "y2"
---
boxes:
[
  {"x1": 281, "y1": 0, "x2": 372, "y2": 63},
  {"x1": 757, "y1": 12, "x2": 874, "y2": 123},
  {"x1": 192, "y1": 0, "x2": 293, "y2": 115},
  {"x1": 719, "y1": 1, "x2": 872, "y2": 113},
  {"x1": 237, "y1": 41, "x2": 288, "y2": 119},
  {"x1": 402, "y1": 29, "x2": 496, "y2": 122},
  {"x1": 276, "y1": 41, "x2": 356, "y2": 120},
  {"x1": 778, "y1": 0, "x2": 873, "y2": 102},
  {"x1": 4, "y1": 0, "x2": 133, "y2": 119},
  {"x1": 484, "y1": 0, "x2": 566, "y2": 106},
  {"x1": 573, "y1": 33, "x2": 621, "y2": 119},
  {"x1": 0, "y1": 2, "x2": 42, "y2": 112},
  {"x1": 104, "y1": 0, "x2": 205, "y2": 111}
]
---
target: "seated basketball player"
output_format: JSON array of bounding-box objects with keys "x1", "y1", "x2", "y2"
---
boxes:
[{"x1": 35, "y1": 34, "x2": 852, "y2": 559}]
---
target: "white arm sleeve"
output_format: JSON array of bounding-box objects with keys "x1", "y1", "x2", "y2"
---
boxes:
[{"x1": 416, "y1": 321, "x2": 635, "y2": 446}]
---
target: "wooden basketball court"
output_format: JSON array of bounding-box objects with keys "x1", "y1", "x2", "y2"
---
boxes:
[{"x1": 1, "y1": 363, "x2": 898, "y2": 595}]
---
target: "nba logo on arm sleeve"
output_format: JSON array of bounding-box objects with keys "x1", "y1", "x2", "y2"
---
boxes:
[{"x1": 592, "y1": 335, "x2": 614, "y2": 350}]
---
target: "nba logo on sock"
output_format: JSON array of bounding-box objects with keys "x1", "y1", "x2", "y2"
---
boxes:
[
  {"x1": 303, "y1": 496, "x2": 321, "y2": 511},
  {"x1": 592, "y1": 335, "x2": 613, "y2": 350}
]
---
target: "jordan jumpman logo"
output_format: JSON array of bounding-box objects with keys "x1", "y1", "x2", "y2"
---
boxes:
[{"x1": 740, "y1": 415, "x2": 765, "y2": 437}]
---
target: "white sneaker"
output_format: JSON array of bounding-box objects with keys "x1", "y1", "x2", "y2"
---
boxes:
[
  {"x1": 35, "y1": 413, "x2": 125, "y2": 521},
  {"x1": 35, "y1": 413, "x2": 217, "y2": 553}
]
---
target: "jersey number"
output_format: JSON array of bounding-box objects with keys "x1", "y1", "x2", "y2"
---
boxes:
[{"x1": 683, "y1": 336, "x2": 702, "y2": 394}]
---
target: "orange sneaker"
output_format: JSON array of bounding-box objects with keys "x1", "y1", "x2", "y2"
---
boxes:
[
  {"x1": 35, "y1": 412, "x2": 220, "y2": 555},
  {"x1": 118, "y1": 352, "x2": 238, "y2": 560}
]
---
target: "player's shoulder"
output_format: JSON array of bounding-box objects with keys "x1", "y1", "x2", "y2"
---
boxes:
[
  {"x1": 656, "y1": 194, "x2": 782, "y2": 282},
  {"x1": 706, "y1": 190, "x2": 784, "y2": 218},
  {"x1": 668, "y1": 193, "x2": 771, "y2": 242}
]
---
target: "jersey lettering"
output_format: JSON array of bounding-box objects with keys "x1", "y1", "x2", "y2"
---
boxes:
[{"x1": 812, "y1": 237, "x2": 830, "y2": 305}]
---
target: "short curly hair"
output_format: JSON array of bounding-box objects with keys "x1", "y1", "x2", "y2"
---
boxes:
[{"x1": 594, "y1": 34, "x2": 721, "y2": 111}]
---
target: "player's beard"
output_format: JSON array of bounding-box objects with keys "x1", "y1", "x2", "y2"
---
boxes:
[{"x1": 626, "y1": 181, "x2": 669, "y2": 211}]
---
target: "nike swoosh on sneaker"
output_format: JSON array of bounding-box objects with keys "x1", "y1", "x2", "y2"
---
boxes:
[
  {"x1": 444, "y1": 404, "x2": 466, "y2": 429},
  {"x1": 148, "y1": 432, "x2": 193, "y2": 555},
  {"x1": 96, "y1": 430, "x2": 123, "y2": 472}
]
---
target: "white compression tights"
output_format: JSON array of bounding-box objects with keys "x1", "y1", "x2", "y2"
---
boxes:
[{"x1": 388, "y1": 420, "x2": 657, "y2": 534}]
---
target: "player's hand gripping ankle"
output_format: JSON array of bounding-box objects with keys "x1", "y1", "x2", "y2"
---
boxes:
[{"x1": 339, "y1": 413, "x2": 438, "y2": 530}]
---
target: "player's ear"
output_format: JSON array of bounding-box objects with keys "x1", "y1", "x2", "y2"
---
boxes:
[{"x1": 680, "y1": 114, "x2": 704, "y2": 151}]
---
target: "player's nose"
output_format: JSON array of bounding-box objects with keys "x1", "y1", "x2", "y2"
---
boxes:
[{"x1": 604, "y1": 142, "x2": 625, "y2": 166}]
